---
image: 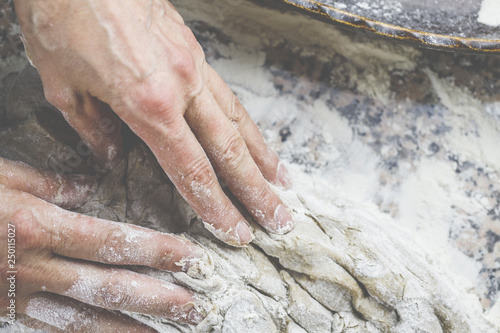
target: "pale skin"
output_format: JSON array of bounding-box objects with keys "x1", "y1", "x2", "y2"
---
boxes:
[{"x1": 0, "y1": 0, "x2": 294, "y2": 330}]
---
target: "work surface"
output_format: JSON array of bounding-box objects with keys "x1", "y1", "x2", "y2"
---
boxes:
[
  {"x1": 178, "y1": 0, "x2": 499, "y2": 312},
  {"x1": 0, "y1": 0, "x2": 499, "y2": 331}
]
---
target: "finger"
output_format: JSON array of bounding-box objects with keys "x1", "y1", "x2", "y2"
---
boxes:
[
  {"x1": 185, "y1": 88, "x2": 295, "y2": 234},
  {"x1": 33, "y1": 203, "x2": 211, "y2": 275},
  {"x1": 21, "y1": 293, "x2": 158, "y2": 332},
  {"x1": 31, "y1": 52, "x2": 123, "y2": 172},
  {"x1": 17, "y1": 315, "x2": 65, "y2": 333},
  {"x1": 37, "y1": 258, "x2": 205, "y2": 325},
  {"x1": 47, "y1": 88, "x2": 123, "y2": 173},
  {"x1": 0, "y1": 157, "x2": 97, "y2": 209},
  {"x1": 67, "y1": 94, "x2": 122, "y2": 172},
  {"x1": 204, "y1": 65, "x2": 291, "y2": 189},
  {"x1": 120, "y1": 108, "x2": 254, "y2": 247}
]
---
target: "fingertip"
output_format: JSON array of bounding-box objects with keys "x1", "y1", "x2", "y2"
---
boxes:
[
  {"x1": 188, "y1": 308, "x2": 205, "y2": 325},
  {"x1": 236, "y1": 219, "x2": 254, "y2": 245},
  {"x1": 56, "y1": 174, "x2": 98, "y2": 209},
  {"x1": 269, "y1": 204, "x2": 295, "y2": 234},
  {"x1": 276, "y1": 162, "x2": 292, "y2": 190},
  {"x1": 202, "y1": 219, "x2": 254, "y2": 247}
]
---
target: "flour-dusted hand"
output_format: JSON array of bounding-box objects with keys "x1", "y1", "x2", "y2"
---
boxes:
[
  {"x1": 14, "y1": 0, "x2": 294, "y2": 246},
  {"x1": 0, "y1": 158, "x2": 97, "y2": 210},
  {"x1": 0, "y1": 164, "x2": 210, "y2": 331}
]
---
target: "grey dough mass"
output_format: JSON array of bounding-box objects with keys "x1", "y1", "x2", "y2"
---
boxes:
[{"x1": 0, "y1": 65, "x2": 495, "y2": 332}]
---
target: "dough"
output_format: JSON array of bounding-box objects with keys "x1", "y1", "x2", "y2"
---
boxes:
[{"x1": 0, "y1": 65, "x2": 495, "y2": 332}]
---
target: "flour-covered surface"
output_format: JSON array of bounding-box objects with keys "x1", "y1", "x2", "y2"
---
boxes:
[{"x1": 1, "y1": 0, "x2": 499, "y2": 332}]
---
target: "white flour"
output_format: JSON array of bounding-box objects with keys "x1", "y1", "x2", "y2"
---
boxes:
[
  {"x1": 25, "y1": 297, "x2": 92, "y2": 331},
  {"x1": 478, "y1": 0, "x2": 500, "y2": 27}
]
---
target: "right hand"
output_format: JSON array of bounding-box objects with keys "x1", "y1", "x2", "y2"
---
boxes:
[
  {"x1": 0, "y1": 159, "x2": 209, "y2": 332},
  {"x1": 14, "y1": 0, "x2": 294, "y2": 247}
]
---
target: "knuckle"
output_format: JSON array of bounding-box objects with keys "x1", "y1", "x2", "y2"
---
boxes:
[
  {"x1": 129, "y1": 78, "x2": 176, "y2": 113},
  {"x1": 125, "y1": 80, "x2": 186, "y2": 132},
  {"x1": 220, "y1": 133, "x2": 248, "y2": 170},
  {"x1": 10, "y1": 209, "x2": 46, "y2": 251},
  {"x1": 183, "y1": 157, "x2": 216, "y2": 192},
  {"x1": 171, "y1": 48, "x2": 203, "y2": 96},
  {"x1": 97, "y1": 272, "x2": 132, "y2": 310},
  {"x1": 99, "y1": 227, "x2": 127, "y2": 264},
  {"x1": 172, "y1": 48, "x2": 197, "y2": 77}
]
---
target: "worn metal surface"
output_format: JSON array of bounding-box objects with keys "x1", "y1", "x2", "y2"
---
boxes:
[{"x1": 264, "y1": 0, "x2": 500, "y2": 53}]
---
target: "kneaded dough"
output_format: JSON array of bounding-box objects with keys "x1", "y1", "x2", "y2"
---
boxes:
[{"x1": 0, "y1": 66, "x2": 496, "y2": 333}]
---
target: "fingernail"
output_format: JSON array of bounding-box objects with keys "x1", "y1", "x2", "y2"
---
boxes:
[
  {"x1": 236, "y1": 220, "x2": 253, "y2": 245},
  {"x1": 272, "y1": 204, "x2": 295, "y2": 234},
  {"x1": 188, "y1": 308, "x2": 205, "y2": 325},
  {"x1": 277, "y1": 162, "x2": 292, "y2": 189},
  {"x1": 202, "y1": 220, "x2": 253, "y2": 247}
]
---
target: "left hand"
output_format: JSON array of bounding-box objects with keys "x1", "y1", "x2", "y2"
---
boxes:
[{"x1": 0, "y1": 158, "x2": 209, "y2": 331}]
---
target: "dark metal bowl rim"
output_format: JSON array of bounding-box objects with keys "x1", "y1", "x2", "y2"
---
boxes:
[{"x1": 275, "y1": 0, "x2": 500, "y2": 53}]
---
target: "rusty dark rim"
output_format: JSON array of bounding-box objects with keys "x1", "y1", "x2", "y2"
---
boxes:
[{"x1": 270, "y1": 0, "x2": 500, "y2": 54}]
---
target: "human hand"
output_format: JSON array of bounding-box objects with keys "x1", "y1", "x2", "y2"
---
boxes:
[
  {"x1": 0, "y1": 160, "x2": 209, "y2": 331},
  {"x1": 14, "y1": 0, "x2": 294, "y2": 247}
]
